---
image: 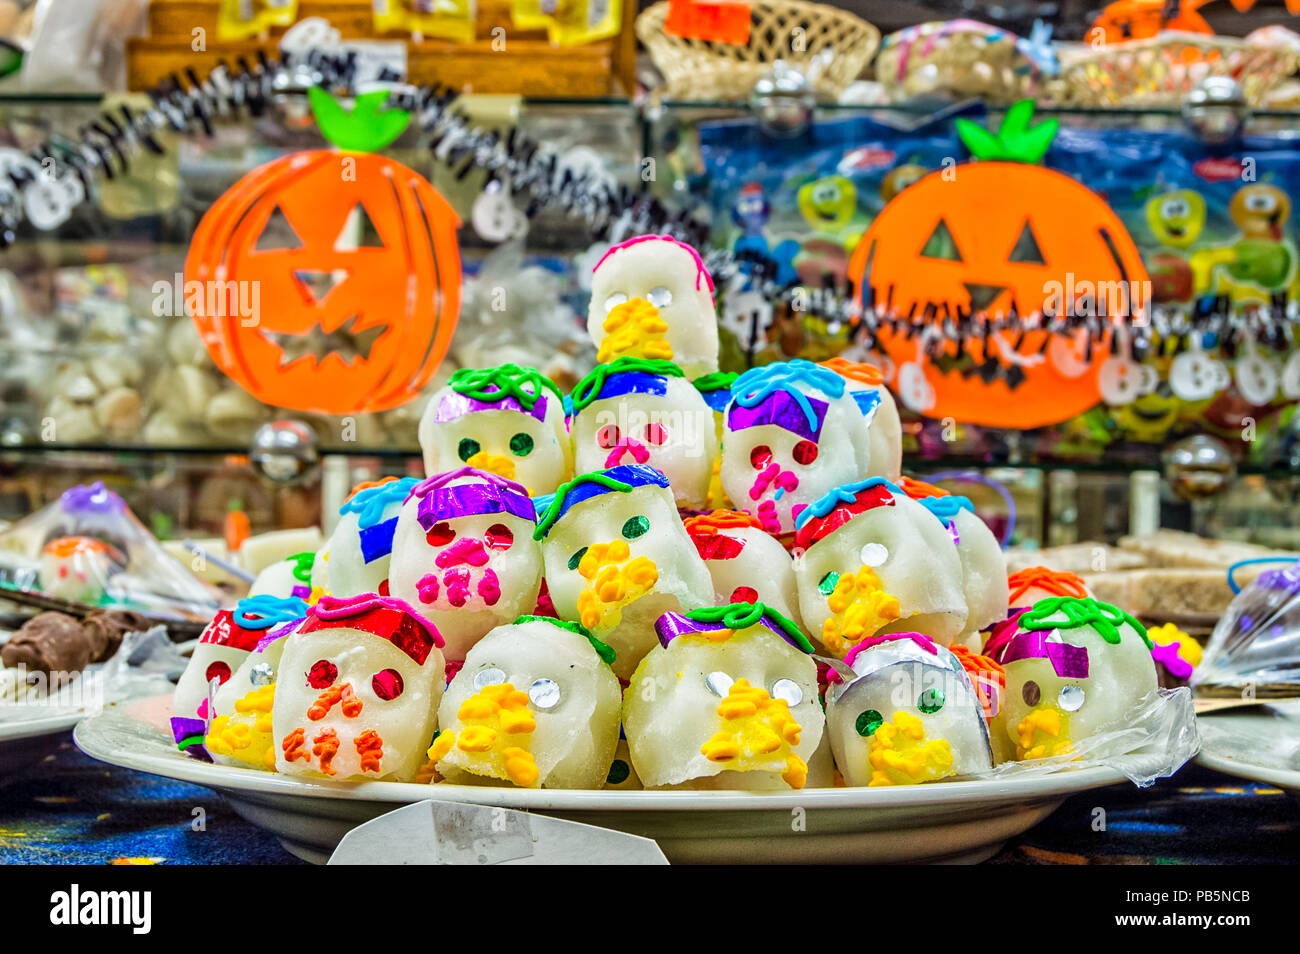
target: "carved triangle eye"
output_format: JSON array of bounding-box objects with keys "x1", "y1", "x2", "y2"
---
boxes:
[
  {"x1": 335, "y1": 203, "x2": 385, "y2": 250},
  {"x1": 920, "y1": 218, "x2": 962, "y2": 262},
  {"x1": 1008, "y1": 220, "x2": 1046, "y2": 264},
  {"x1": 253, "y1": 204, "x2": 303, "y2": 252}
]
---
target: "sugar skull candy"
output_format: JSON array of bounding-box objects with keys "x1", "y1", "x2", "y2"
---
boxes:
[
  {"x1": 684, "y1": 510, "x2": 803, "y2": 630},
  {"x1": 721, "y1": 360, "x2": 870, "y2": 535},
  {"x1": 418, "y1": 363, "x2": 571, "y2": 496},
  {"x1": 174, "y1": 594, "x2": 308, "y2": 720},
  {"x1": 273, "y1": 594, "x2": 446, "y2": 781},
  {"x1": 321, "y1": 477, "x2": 420, "y2": 598},
  {"x1": 570, "y1": 357, "x2": 718, "y2": 510},
  {"x1": 793, "y1": 478, "x2": 968, "y2": 655},
  {"x1": 904, "y1": 483, "x2": 1009, "y2": 640},
  {"x1": 534, "y1": 464, "x2": 713, "y2": 679},
  {"x1": 248, "y1": 551, "x2": 316, "y2": 601},
  {"x1": 206, "y1": 614, "x2": 306, "y2": 771},
  {"x1": 985, "y1": 597, "x2": 1158, "y2": 762},
  {"x1": 39, "y1": 536, "x2": 119, "y2": 603},
  {"x1": 821, "y1": 357, "x2": 903, "y2": 481},
  {"x1": 824, "y1": 633, "x2": 994, "y2": 786},
  {"x1": 388, "y1": 467, "x2": 542, "y2": 663},
  {"x1": 1006, "y1": 565, "x2": 1092, "y2": 611},
  {"x1": 428, "y1": 617, "x2": 621, "y2": 788},
  {"x1": 623, "y1": 602, "x2": 823, "y2": 790},
  {"x1": 692, "y1": 370, "x2": 739, "y2": 509},
  {"x1": 587, "y1": 234, "x2": 719, "y2": 377}
]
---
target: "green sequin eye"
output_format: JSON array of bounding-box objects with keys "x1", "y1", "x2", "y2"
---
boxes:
[
  {"x1": 622, "y1": 516, "x2": 649, "y2": 539},
  {"x1": 918, "y1": 688, "x2": 945, "y2": 714},
  {"x1": 855, "y1": 709, "x2": 883, "y2": 737},
  {"x1": 457, "y1": 438, "x2": 481, "y2": 462},
  {"x1": 509, "y1": 432, "x2": 534, "y2": 457},
  {"x1": 818, "y1": 571, "x2": 840, "y2": 596},
  {"x1": 568, "y1": 546, "x2": 588, "y2": 571},
  {"x1": 606, "y1": 759, "x2": 630, "y2": 785}
]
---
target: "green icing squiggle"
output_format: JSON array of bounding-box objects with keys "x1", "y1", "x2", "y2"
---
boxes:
[
  {"x1": 513, "y1": 614, "x2": 617, "y2": 666},
  {"x1": 450, "y1": 363, "x2": 563, "y2": 411},
  {"x1": 1021, "y1": 596, "x2": 1151, "y2": 648}
]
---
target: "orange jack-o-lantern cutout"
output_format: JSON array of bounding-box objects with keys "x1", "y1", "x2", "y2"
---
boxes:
[
  {"x1": 185, "y1": 91, "x2": 461, "y2": 415},
  {"x1": 848, "y1": 102, "x2": 1150, "y2": 429},
  {"x1": 1089, "y1": 0, "x2": 1213, "y2": 44}
]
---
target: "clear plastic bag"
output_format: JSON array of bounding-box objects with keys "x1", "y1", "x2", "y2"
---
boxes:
[{"x1": 1194, "y1": 560, "x2": 1300, "y2": 694}]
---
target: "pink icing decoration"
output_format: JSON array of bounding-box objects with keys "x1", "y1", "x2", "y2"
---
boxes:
[
  {"x1": 844, "y1": 631, "x2": 939, "y2": 669},
  {"x1": 477, "y1": 570, "x2": 502, "y2": 606},
  {"x1": 406, "y1": 466, "x2": 529, "y2": 505},
  {"x1": 593, "y1": 234, "x2": 716, "y2": 298},
  {"x1": 1151, "y1": 641, "x2": 1194, "y2": 680},
  {"x1": 435, "y1": 536, "x2": 490, "y2": 568},
  {"x1": 606, "y1": 437, "x2": 650, "y2": 468},
  {"x1": 445, "y1": 567, "x2": 472, "y2": 607},
  {"x1": 416, "y1": 573, "x2": 440, "y2": 604}
]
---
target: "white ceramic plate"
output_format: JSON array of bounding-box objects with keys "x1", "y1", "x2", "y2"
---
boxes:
[
  {"x1": 1197, "y1": 702, "x2": 1300, "y2": 797},
  {"x1": 75, "y1": 694, "x2": 1133, "y2": 864}
]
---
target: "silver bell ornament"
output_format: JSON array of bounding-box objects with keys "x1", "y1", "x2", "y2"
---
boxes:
[
  {"x1": 749, "y1": 60, "x2": 815, "y2": 139},
  {"x1": 1182, "y1": 76, "x2": 1249, "y2": 145},
  {"x1": 251, "y1": 420, "x2": 320, "y2": 484},
  {"x1": 1163, "y1": 434, "x2": 1236, "y2": 501}
]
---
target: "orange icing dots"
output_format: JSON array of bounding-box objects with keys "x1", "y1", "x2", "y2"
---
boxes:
[
  {"x1": 683, "y1": 509, "x2": 764, "y2": 536},
  {"x1": 897, "y1": 476, "x2": 950, "y2": 499},
  {"x1": 820, "y1": 356, "x2": 885, "y2": 387},
  {"x1": 282, "y1": 728, "x2": 309, "y2": 762},
  {"x1": 1007, "y1": 566, "x2": 1089, "y2": 605},
  {"x1": 355, "y1": 730, "x2": 384, "y2": 774},
  {"x1": 345, "y1": 476, "x2": 398, "y2": 501},
  {"x1": 312, "y1": 728, "x2": 340, "y2": 775}
]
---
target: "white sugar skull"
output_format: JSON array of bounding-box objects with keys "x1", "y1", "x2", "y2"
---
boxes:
[
  {"x1": 570, "y1": 358, "x2": 717, "y2": 510},
  {"x1": 418, "y1": 363, "x2": 572, "y2": 496},
  {"x1": 721, "y1": 360, "x2": 870, "y2": 535},
  {"x1": 174, "y1": 596, "x2": 307, "y2": 720},
  {"x1": 39, "y1": 536, "x2": 119, "y2": 603},
  {"x1": 684, "y1": 511, "x2": 803, "y2": 630},
  {"x1": 986, "y1": 597, "x2": 1158, "y2": 762},
  {"x1": 910, "y1": 492, "x2": 1008, "y2": 639},
  {"x1": 322, "y1": 477, "x2": 420, "y2": 598},
  {"x1": 211, "y1": 614, "x2": 305, "y2": 720},
  {"x1": 273, "y1": 595, "x2": 446, "y2": 781},
  {"x1": 821, "y1": 358, "x2": 902, "y2": 480},
  {"x1": 587, "y1": 235, "x2": 719, "y2": 377},
  {"x1": 824, "y1": 633, "x2": 993, "y2": 786},
  {"x1": 1006, "y1": 566, "x2": 1093, "y2": 612},
  {"x1": 430, "y1": 617, "x2": 621, "y2": 789},
  {"x1": 388, "y1": 468, "x2": 542, "y2": 663},
  {"x1": 534, "y1": 464, "x2": 713, "y2": 679},
  {"x1": 793, "y1": 479, "x2": 968, "y2": 655},
  {"x1": 248, "y1": 551, "x2": 317, "y2": 601},
  {"x1": 623, "y1": 603, "x2": 823, "y2": 790}
]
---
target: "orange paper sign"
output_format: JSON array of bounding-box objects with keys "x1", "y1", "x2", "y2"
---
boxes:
[{"x1": 664, "y1": 0, "x2": 752, "y2": 45}]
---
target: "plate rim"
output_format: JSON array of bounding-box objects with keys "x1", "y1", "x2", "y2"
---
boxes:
[
  {"x1": 1195, "y1": 709, "x2": 1300, "y2": 791},
  {"x1": 74, "y1": 698, "x2": 1133, "y2": 813},
  {"x1": 0, "y1": 708, "x2": 84, "y2": 742}
]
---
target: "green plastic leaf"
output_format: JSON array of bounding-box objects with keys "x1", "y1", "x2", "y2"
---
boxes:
[
  {"x1": 308, "y1": 87, "x2": 412, "y2": 153},
  {"x1": 956, "y1": 100, "x2": 1059, "y2": 165},
  {"x1": 955, "y1": 119, "x2": 1003, "y2": 161}
]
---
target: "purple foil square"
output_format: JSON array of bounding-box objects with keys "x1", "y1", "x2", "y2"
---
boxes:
[
  {"x1": 435, "y1": 391, "x2": 548, "y2": 424},
  {"x1": 726, "y1": 391, "x2": 828, "y2": 441}
]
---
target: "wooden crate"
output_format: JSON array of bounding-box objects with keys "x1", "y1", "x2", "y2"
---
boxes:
[{"x1": 127, "y1": 0, "x2": 638, "y2": 96}]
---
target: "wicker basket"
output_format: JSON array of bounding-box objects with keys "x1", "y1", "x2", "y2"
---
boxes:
[
  {"x1": 1054, "y1": 31, "x2": 1300, "y2": 107},
  {"x1": 636, "y1": 0, "x2": 880, "y2": 102},
  {"x1": 875, "y1": 20, "x2": 1043, "y2": 104}
]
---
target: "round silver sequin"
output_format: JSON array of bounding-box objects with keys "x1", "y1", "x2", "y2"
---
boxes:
[
  {"x1": 705, "y1": 671, "x2": 734, "y2": 697},
  {"x1": 646, "y1": 286, "x2": 673, "y2": 309},
  {"x1": 1058, "y1": 685, "x2": 1085, "y2": 712},
  {"x1": 474, "y1": 667, "x2": 507, "y2": 691},
  {"x1": 528, "y1": 678, "x2": 561, "y2": 710},
  {"x1": 859, "y1": 542, "x2": 889, "y2": 567},
  {"x1": 249, "y1": 662, "x2": 275, "y2": 687},
  {"x1": 771, "y1": 678, "x2": 802, "y2": 706}
]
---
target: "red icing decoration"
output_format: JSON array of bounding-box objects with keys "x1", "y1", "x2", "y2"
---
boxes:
[
  {"x1": 792, "y1": 439, "x2": 819, "y2": 465},
  {"x1": 372, "y1": 668, "x2": 404, "y2": 700},
  {"x1": 378, "y1": 579, "x2": 390, "y2": 597},
  {"x1": 750, "y1": 445, "x2": 773, "y2": 469},
  {"x1": 205, "y1": 660, "x2": 232, "y2": 685},
  {"x1": 793, "y1": 484, "x2": 896, "y2": 551},
  {"x1": 307, "y1": 659, "x2": 338, "y2": 689},
  {"x1": 485, "y1": 524, "x2": 514, "y2": 550},
  {"x1": 299, "y1": 594, "x2": 444, "y2": 661},
  {"x1": 597, "y1": 424, "x2": 621, "y2": 449},
  {"x1": 730, "y1": 585, "x2": 759, "y2": 604},
  {"x1": 645, "y1": 422, "x2": 668, "y2": 446},
  {"x1": 198, "y1": 609, "x2": 265, "y2": 651},
  {"x1": 691, "y1": 533, "x2": 745, "y2": 561},
  {"x1": 426, "y1": 521, "x2": 456, "y2": 547}
]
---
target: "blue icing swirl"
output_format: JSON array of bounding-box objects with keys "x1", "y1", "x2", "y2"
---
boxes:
[
  {"x1": 794, "y1": 477, "x2": 904, "y2": 531},
  {"x1": 917, "y1": 495, "x2": 974, "y2": 524},
  {"x1": 730, "y1": 360, "x2": 846, "y2": 436},
  {"x1": 234, "y1": 594, "x2": 309, "y2": 630},
  {"x1": 339, "y1": 477, "x2": 421, "y2": 529}
]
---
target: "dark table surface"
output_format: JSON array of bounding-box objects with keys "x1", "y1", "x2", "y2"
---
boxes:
[{"x1": 1, "y1": 737, "x2": 1296, "y2": 865}]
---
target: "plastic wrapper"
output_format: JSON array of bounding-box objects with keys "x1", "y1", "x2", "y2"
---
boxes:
[
  {"x1": 0, "y1": 482, "x2": 222, "y2": 621},
  {"x1": 1194, "y1": 560, "x2": 1300, "y2": 693}
]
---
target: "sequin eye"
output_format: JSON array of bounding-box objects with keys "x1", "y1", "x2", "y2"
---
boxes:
[
  {"x1": 205, "y1": 661, "x2": 232, "y2": 685},
  {"x1": 1022, "y1": 680, "x2": 1041, "y2": 706},
  {"x1": 372, "y1": 669, "x2": 404, "y2": 701},
  {"x1": 750, "y1": 444, "x2": 773, "y2": 469},
  {"x1": 730, "y1": 585, "x2": 758, "y2": 604},
  {"x1": 855, "y1": 709, "x2": 883, "y2": 737},
  {"x1": 792, "y1": 440, "x2": 819, "y2": 465},
  {"x1": 485, "y1": 524, "x2": 514, "y2": 550},
  {"x1": 917, "y1": 688, "x2": 945, "y2": 713},
  {"x1": 771, "y1": 678, "x2": 802, "y2": 706},
  {"x1": 644, "y1": 422, "x2": 667, "y2": 445},
  {"x1": 705, "y1": 671, "x2": 734, "y2": 696},
  {"x1": 307, "y1": 659, "x2": 337, "y2": 689},
  {"x1": 596, "y1": 424, "x2": 621, "y2": 449},
  {"x1": 622, "y1": 516, "x2": 650, "y2": 539},
  {"x1": 509, "y1": 432, "x2": 534, "y2": 456},
  {"x1": 568, "y1": 546, "x2": 588, "y2": 571},
  {"x1": 457, "y1": 438, "x2": 480, "y2": 462},
  {"x1": 528, "y1": 678, "x2": 561, "y2": 709},
  {"x1": 604, "y1": 292, "x2": 628, "y2": 313},
  {"x1": 646, "y1": 286, "x2": 672, "y2": 308},
  {"x1": 473, "y1": 668, "x2": 506, "y2": 691},
  {"x1": 426, "y1": 522, "x2": 455, "y2": 547},
  {"x1": 1058, "y1": 685, "x2": 1085, "y2": 711}
]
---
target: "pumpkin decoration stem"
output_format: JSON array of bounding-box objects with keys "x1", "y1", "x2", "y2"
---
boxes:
[
  {"x1": 955, "y1": 100, "x2": 1059, "y2": 164},
  {"x1": 307, "y1": 87, "x2": 412, "y2": 154}
]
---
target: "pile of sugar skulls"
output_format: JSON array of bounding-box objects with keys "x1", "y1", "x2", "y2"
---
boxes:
[{"x1": 172, "y1": 235, "x2": 1196, "y2": 790}]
